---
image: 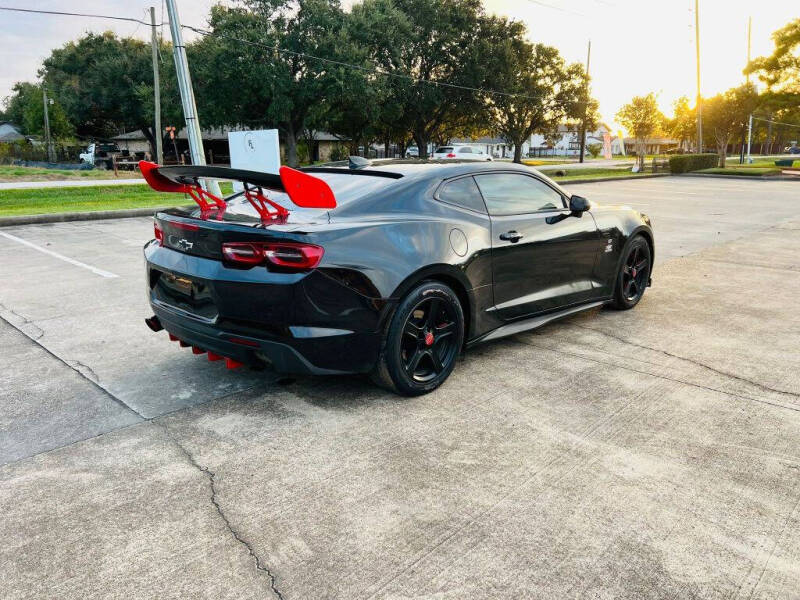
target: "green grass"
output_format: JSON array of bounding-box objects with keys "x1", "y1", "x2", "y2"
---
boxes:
[
  {"x1": 0, "y1": 181, "x2": 234, "y2": 217},
  {"x1": 0, "y1": 165, "x2": 141, "y2": 182},
  {"x1": 696, "y1": 167, "x2": 782, "y2": 177},
  {"x1": 535, "y1": 167, "x2": 661, "y2": 182}
]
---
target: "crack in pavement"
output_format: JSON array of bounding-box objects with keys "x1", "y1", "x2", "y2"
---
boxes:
[
  {"x1": 568, "y1": 323, "x2": 799, "y2": 399},
  {"x1": 156, "y1": 423, "x2": 285, "y2": 600},
  {"x1": 512, "y1": 338, "x2": 800, "y2": 414},
  {"x1": 0, "y1": 302, "x2": 44, "y2": 340},
  {"x1": 66, "y1": 360, "x2": 100, "y2": 383}
]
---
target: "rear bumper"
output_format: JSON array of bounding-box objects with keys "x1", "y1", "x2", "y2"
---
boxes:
[
  {"x1": 152, "y1": 305, "x2": 379, "y2": 375},
  {"x1": 144, "y1": 241, "x2": 388, "y2": 375}
]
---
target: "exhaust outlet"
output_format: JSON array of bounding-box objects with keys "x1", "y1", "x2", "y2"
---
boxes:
[{"x1": 145, "y1": 316, "x2": 163, "y2": 332}]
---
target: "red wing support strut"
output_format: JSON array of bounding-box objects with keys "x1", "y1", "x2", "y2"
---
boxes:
[
  {"x1": 187, "y1": 185, "x2": 227, "y2": 214},
  {"x1": 243, "y1": 183, "x2": 289, "y2": 223},
  {"x1": 139, "y1": 161, "x2": 226, "y2": 217}
]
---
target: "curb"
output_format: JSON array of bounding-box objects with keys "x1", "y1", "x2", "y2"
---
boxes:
[
  {"x1": 557, "y1": 173, "x2": 671, "y2": 185},
  {"x1": 0, "y1": 206, "x2": 174, "y2": 228},
  {"x1": 679, "y1": 173, "x2": 800, "y2": 181}
]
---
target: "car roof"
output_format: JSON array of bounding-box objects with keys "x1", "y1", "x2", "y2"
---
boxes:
[{"x1": 311, "y1": 159, "x2": 532, "y2": 181}]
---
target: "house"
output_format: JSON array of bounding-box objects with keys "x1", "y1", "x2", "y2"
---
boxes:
[
  {"x1": 622, "y1": 137, "x2": 677, "y2": 155},
  {"x1": 0, "y1": 122, "x2": 24, "y2": 143},
  {"x1": 449, "y1": 136, "x2": 514, "y2": 158},
  {"x1": 528, "y1": 123, "x2": 628, "y2": 157},
  {"x1": 112, "y1": 127, "x2": 347, "y2": 165}
]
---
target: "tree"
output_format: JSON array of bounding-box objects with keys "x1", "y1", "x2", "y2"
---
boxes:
[
  {"x1": 669, "y1": 96, "x2": 696, "y2": 151},
  {"x1": 746, "y1": 19, "x2": 800, "y2": 97},
  {"x1": 353, "y1": 0, "x2": 492, "y2": 159},
  {"x1": 703, "y1": 84, "x2": 760, "y2": 167},
  {"x1": 484, "y1": 16, "x2": 586, "y2": 163},
  {"x1": 192, "y1": 1, "x2": 344, "y2": 167},
  {"x1": 39, "y1": 32, "x2": 178, "y2": 157},
  {"x1": 2, "y1": 82, "x2": 74, "y2": 139},
  {"x1": 616, "y1": 93, "x2": 664, "y2": 170},
  {"x1": 746, "y1": 19, "x2": 800, "y2": 154}
]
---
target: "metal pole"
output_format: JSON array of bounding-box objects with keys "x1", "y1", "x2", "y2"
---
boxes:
[
  {"x1": 164, "y1": 0, "x2": 221, "y2": 195},
  {"x1": 746, "y1": 113, "x2": 753, "y2": 163},
  {"x1": 150, "y1": 7, "x2": 163, "y2": 165},
  {"x1": 746, "y1": 16, "x2": 752, "y2": 83},
  {"x1": 578, "y1": 40, "x2": 591, "y2": 164},
  {"x1": 695, "y1": 0, "x2": 703, "y2": 153},
  {"x1": 42, "y1": 88, "x2": 55, "y2": 163}
]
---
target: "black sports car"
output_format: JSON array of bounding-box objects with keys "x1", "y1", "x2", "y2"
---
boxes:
[{"x1": 140, "y1": 159, "x2": 653, "y2": 395}]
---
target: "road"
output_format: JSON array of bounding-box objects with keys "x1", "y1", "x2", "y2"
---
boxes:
[
  {"x1": 0, "y1": 177, "x2": 144, "y2": 190},
  {"x1": 1, "y1": 176, "x2": 799, "y2": 599}
]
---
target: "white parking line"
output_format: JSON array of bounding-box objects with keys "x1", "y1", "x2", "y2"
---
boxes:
[{"x1": 0, "y1": 231, "x2": 119, "y2": 278}]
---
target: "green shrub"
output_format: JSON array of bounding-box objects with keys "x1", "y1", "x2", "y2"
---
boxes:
[{"x1": 668, "y1": 153, "x2": 719, "y2": 174}]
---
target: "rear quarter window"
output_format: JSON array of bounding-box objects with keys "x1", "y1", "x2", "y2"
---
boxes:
[{"x1": 436, "y1": 176, "x2": 487, "y2": 213}]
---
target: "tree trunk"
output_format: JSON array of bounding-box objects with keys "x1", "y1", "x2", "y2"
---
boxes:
[
  {"x1": 414, "y1": 132, "x2": 428, "y2": 159},
  {"x1": 512, "y1": 139, "x2": 523, "y2": 164},
  {"x1": 717, "y1": 139, "x2": 727, "y2": 167},
  {"x1": 141, "y1": 126, "x2": 157, "y2": 161},
  {"x1": 384, "y1": 139, "x2": 390, "y2": 159},
  {"x1": 285, "y1": 125, "x2": 298, "y2": 168}
]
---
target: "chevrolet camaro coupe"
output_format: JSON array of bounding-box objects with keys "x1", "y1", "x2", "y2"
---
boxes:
[{"x1": 140, "y1": 159, "x2": 653, "y2": 395}]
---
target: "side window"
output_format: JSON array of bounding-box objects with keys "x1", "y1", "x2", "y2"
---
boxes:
[
  {"x1": 437, "y1": 176, "x2": 487, "y2": 213},
  {"x1": 458, "y1": 147, "x2": 472, "y2": 154},
  {"x1": 474, "y1": 173, "x2": 564, "y2": 215}
]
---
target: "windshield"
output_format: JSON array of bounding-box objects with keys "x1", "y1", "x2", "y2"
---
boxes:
[{"x1": 436, "y1": 147, "x2": 454, "y2": 154}]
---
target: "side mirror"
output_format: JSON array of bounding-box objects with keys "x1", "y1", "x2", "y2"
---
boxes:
[{"x1": 569, "y1": 195, "x2": 590, "y2": 215}]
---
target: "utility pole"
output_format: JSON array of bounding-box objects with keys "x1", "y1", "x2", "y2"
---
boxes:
[
  {"x1": 578, "y1": 40, "x2": 591, "y2": 164},
  {"x1": 695, "y1": 0, "x2": 703, "y2": 154},
  {"x1": 746, "y1": 16, "x2": 752, "y2": 83},
  {"x1": 42, "y1": 88, "x2": 55, "y2": 163},
  {"x1": 164, "y1": 0, "x2": 221, "y2": 195},
  {"x1": 741, "y1": 17, "x2": 753, "y2": 164},
  {"x1": 150, "y1": 7, "x2": 163, "y2": 165}
]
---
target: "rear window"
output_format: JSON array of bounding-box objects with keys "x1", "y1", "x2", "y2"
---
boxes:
[
  {"x1": 436, "y1": 147, "x2": 454, "y2": 154},
  {"x1": 222, "y1": 172, "x2": 397, "y2": 220}
]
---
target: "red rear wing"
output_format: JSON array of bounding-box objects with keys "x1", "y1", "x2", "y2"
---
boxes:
[{"x1": 138, "y1": 161, "x2": 336, "y2": 222}]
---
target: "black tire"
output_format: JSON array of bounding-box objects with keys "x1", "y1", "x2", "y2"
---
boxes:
[
  {"x1": 372, "y1": 281, "x2": 464, "y2": 396},
  {"x1": 610, "y1": 235, "x2": 651, "y2": 310}
]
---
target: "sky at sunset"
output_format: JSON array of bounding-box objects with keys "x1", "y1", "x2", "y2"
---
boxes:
[{"x1": 1, "y1": 0, "x2": 796, "y2": 130}]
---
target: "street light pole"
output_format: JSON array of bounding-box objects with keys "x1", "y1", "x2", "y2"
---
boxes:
[
  {"x1": 42, "y1": 88, "x2": 55, "y2": 163},
  {"x1": 695, "y1": 0, "x2": 703, "y2": 153},
  {"x1": 578, "y1": 40, "x2": 591, "y2": 164},
  {"x1": 164, "y1": 0, "x2": 221, "y2": 195},
  {"x1": 150, "y1": 6, "x2": 163, "y2": 165}
]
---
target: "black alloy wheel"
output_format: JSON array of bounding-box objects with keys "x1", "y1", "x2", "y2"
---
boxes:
[
  {"x1": 612, "y1": 235, "x2": 651, "y2": 309},
  {"x1": 401, "y1": 296, "x2": 459, "y2": 383},
  {"x1": 373, "y1": 281, "x2": 464, "y2": 395}
]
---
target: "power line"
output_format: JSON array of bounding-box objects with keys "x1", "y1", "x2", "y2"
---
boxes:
[
  {"x1": 183, "y1": 24, "x2": 592, "y2": 107},
  {"x1": 522, "y1": 0, "x2": 586, "y2": 17},
  {"x1": 753, "y1": 116, "x2": 800, "y2": 129},
  {"x1": 0, "y1": 3, "x2": 593, "y2": 107},
  {"x1": 0, "y1": 6, "x2": 156, "y2": 26}
]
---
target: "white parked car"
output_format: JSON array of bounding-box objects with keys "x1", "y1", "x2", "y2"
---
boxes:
[
  {"x1": 432, "y1": 144, "x2": 493, "y2": 161},
  {"x1": 405, "y1": 146, "x2": 419, "y2": 158}
]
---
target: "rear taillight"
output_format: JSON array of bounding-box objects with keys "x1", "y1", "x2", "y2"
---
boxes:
[
  {"x1": 221, "y1": 242, "x2": 324, "y2": 270},
  {"x1": 154, "y1": 221, "x2": 163, "y2": 245},
  {"x1": 446, "y1": 153, "x2": 456, "y2": 158}
]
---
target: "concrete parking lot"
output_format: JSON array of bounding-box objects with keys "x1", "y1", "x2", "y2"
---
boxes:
[{"x1": 1, "y1": 176, "x2": 799, "y2": 599}]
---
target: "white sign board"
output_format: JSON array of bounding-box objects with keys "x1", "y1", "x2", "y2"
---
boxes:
[{"x1": 228, "y1": 129, "x2": 281, "y2": 191}]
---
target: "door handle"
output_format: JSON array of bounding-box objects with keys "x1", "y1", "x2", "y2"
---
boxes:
[{"x1": 499, "y1": 231, "x2": 523, "y2": 243}]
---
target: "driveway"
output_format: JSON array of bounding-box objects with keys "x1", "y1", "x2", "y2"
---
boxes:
[{"x1": 1, "y1": 177, "x2": 799, "y2": 599}]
